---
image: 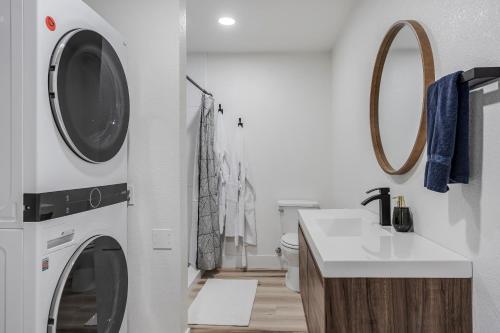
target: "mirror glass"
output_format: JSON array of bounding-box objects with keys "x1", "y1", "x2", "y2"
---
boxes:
[{"x1": 378, "y1": 26, "x2": 423, "y2": 169}]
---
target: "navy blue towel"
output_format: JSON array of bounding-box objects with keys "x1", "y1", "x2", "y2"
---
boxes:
[{"x1": 424, "y1": 71, "x2": 469, "y2": 193}]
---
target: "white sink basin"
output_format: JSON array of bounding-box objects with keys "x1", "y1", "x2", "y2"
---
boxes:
[
  {"x1": 316, "y1": 217, "x2": 363, "y2": 237},
  {"x1": 299, "y1": 209, "x2": 471, "y2": 279},
  {"x1": 316, "y1": 217, "x2": 391, "y2": 237}
]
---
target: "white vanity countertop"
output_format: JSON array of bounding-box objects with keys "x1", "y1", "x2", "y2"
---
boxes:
[{"x1": 299, "y1": 209, "x2": 472, "y2": 278}]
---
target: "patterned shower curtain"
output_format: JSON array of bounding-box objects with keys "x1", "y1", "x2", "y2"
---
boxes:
[{"x1": 196, "y1": 94, "x2": 221, "y2": 270}]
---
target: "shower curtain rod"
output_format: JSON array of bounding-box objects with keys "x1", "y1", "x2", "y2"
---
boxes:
[{"x1": 186, "y1": 75, "x2": 213, "y2": 97}]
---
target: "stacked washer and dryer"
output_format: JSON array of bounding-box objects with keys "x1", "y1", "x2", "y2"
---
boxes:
[{"x1": 1, "y1": 0, "x2": 130, "y2": 332}]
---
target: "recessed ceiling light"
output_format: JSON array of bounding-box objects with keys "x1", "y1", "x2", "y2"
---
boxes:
[{"x1": 218, "y1": 17, "x2": 235, "y2": 26}]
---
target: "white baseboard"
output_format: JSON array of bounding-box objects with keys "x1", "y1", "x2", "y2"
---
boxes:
[
  {"x1": 187, "y1": 265, "x2": 203, "y2": 289},
  {"x1": 185, "y1": 328, "x2": 191, "y2": 333},
  {"x1": 221, "y1": 254, "x2": 285, "y2": 270}
]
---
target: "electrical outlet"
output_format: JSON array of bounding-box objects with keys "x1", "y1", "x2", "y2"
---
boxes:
[{"x1": 152, "y1": 228, "x2": 172, "y2": 250}]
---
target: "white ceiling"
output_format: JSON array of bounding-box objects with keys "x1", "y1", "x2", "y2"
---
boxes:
[{"x1": 187, "y1": 0, "x2": 357, "y2": 53}]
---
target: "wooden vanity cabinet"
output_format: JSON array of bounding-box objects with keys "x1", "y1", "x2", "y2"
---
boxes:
[
  {"x1": 298, "y1": 225, "x2": 472, "y2": 333},
  {"x1": 299, "y1": 226, "x2": 326, "y2": 333},
  {"x1": 298, "y1": 228, "x2": 309, "y2": 319}
]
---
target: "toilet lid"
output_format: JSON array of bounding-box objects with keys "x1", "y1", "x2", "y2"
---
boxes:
[{"x1": 280, "y1": 233, "x2": 299, "y2": 249}]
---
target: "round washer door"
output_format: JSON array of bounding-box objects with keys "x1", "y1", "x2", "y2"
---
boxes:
[
  {"x1": 47, "y1": 236, "x2": 128, "y2": 333},
  {"x1": 49, "y1": 29, "x2": 130, "y2": 163}
]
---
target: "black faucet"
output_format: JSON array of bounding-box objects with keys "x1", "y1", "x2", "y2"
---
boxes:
[{"x1": 361, "y1": 187, "x2": 391, "y2": 226}]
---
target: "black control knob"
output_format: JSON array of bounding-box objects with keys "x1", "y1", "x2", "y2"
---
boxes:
[{"x1": 89, "y1": 188, "x2": 102, "y2": 208}]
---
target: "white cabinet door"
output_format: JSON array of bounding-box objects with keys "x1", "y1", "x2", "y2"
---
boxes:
[
  {"x1": 0, "y1": 0, "x2": 21, "y2": 228},
  {"x1": 0, "y1": 229, "x2": 23, "y2": 333}
]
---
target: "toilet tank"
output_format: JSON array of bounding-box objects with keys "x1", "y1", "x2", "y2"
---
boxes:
[{"x1": 278, "y1": 200, "x2": 320, "y2": 235}]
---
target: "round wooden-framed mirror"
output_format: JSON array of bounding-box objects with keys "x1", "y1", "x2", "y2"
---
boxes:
[{"x1": 370, "y1": 20, "x2": 435, "y2": 175}]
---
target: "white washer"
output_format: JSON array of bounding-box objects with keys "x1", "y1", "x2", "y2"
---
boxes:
[
  {"x1": 24, "y1": 204, "x2": 128, "y2": 333},
  {"x1": 0, "y1": 0, "x2": 130, "y2": 332},
  {"x1": 0, "y1": 205, "x2": 128, "y2": 333}
]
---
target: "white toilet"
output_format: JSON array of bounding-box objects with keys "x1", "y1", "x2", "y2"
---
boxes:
[{"x1": 278, "y1": 200, "x2": 320, "y2": 292}]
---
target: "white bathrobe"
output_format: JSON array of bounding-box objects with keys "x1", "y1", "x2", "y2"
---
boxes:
[
  {"x1": 225, "y1": 125, "x2": 257, "y2": 261},
  {"x1": 214, "y1": 111, "x2": 229, "y2": 234}
]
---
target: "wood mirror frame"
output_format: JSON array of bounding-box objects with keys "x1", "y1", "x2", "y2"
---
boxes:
[{"x1": 370, "y1": 20, "x2": 435, "y2": 175}]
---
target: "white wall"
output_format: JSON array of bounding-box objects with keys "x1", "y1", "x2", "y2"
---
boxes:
[
  {"x1": 187, "y1": 52, "x2": 333, "y2": 268},
  {"x1": 379, "y1": 45, "x2": 422, "y2": 167},
  {"x1": 83, "y1": 1, "x2": 188, "y2": 332},
  {"x1": 329, "y1": 0, "x2": 500, "y2": 331}
]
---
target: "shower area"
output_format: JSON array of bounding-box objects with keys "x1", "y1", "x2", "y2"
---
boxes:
[
  {"x1": 186, "y1": 71, "x2": 208, "y2": 287},
  {"x1": 185, "y1": 51, "x2": 258, "y2": 287},
  {"x1": 186, "y1": 51, "x2": 222, "y2": 286}
]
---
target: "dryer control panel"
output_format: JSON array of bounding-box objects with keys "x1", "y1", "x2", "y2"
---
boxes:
[{"x1": 23, "y1": 183, "x2": 128, "y2": 222}]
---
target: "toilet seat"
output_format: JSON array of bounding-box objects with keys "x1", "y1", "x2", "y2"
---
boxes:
[{"x1": 280, "y1": 233, "x2": 299, "y2": 250}]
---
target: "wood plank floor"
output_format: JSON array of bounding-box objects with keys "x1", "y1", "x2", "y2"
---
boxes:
[{"x1": 189, "y1": 270, "x2": 307, "y2": 333}]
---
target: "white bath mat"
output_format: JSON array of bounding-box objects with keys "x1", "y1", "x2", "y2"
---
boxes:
[{"x1": 188, "y1": 279, "x2": 258, "y2": 326}]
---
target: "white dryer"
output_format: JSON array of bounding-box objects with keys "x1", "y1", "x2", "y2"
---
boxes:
[
  {"x1": 0, "y1": 0, "x2": 130, "y2": 332},
  {"x1": 23, "y1": 204, "x2": 128, "y2": 333},
  {"x1": 20, "y1": 0, "x2": 130, "y2": 222}
]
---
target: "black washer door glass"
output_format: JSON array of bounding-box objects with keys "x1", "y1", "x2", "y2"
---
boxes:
[
  {"x1": 50, "y1": 29, "x2": 130, "y2": 163},
  {"x1": 48, "y1": 236, "x2": 128, "y2": 333}
]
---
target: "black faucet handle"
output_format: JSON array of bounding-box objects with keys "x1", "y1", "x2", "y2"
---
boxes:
[{"x1": 366, "y1": 187, "x2": 390, "y2": 195}]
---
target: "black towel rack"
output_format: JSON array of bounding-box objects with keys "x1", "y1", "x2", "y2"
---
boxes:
[{"x1": 460, "y1": 67, "x2": 500, "y2": 89}]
